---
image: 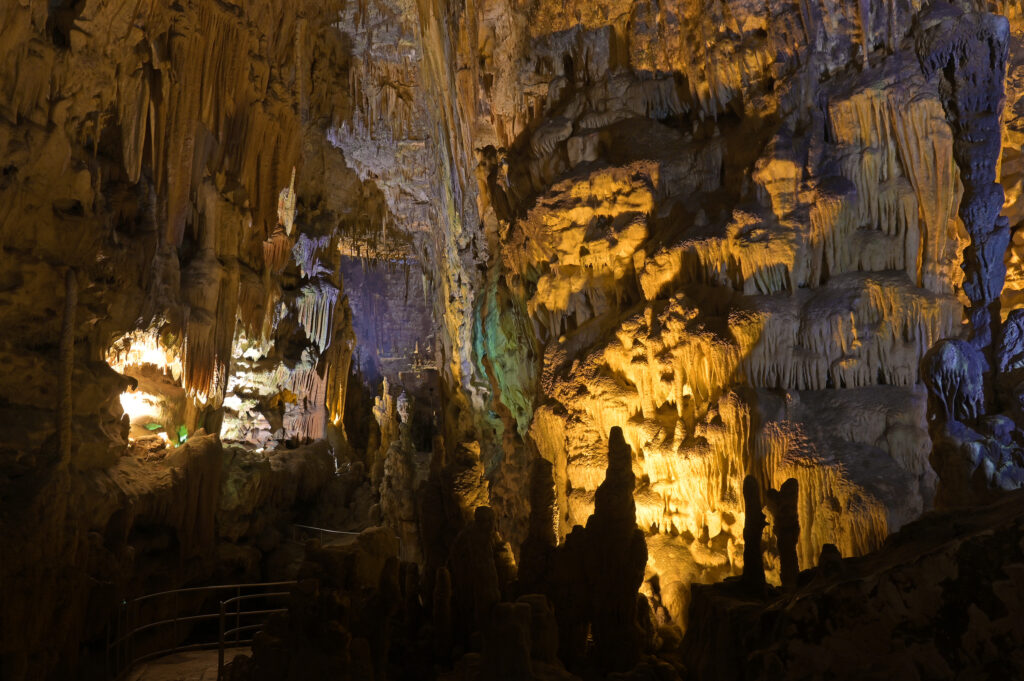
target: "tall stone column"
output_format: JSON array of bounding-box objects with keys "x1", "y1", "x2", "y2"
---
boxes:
[{"x1": 916, "y1": 6, "x2": 1010, "y2": 378}]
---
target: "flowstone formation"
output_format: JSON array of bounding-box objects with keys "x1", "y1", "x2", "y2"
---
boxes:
[
  {"x1": 494, "y1": 4, "x2": 967, "y2": 620},
  {"x1": 917, "y1": 6, "x2": 1024, "y2": 506}
]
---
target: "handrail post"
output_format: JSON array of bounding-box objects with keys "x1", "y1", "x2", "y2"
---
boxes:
[
  {"x1": 235, "y1": 586, "x2": 241, "y2": 644},
  {"x1": 120, "y1": 600, "x2": 127, "y2": 676},
  {"x1": 128, "y1": 599, "x2": 136, "y2": 674},
  {"x1": 105, "y1": 612, "x2": 111, "y2": 680},
  {"x1": 218, "y1": 599, "x2": 226, "y2": 681},
  {"x1": 173, "y1": 591, "x2": 179, "y2": 655}
]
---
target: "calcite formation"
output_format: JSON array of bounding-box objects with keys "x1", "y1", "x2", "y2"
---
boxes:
[
  {"x1": 497, "y1": 13, "x2": 969, "y2": 611},
  {"x1": 917, "y1": 6, "x2": 1024, "y2": 506},
  {"x1": 6, "y1": 0, "x2": 1024, "y2": 679}
]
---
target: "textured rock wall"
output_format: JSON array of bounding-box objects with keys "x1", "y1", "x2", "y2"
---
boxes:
[
  {"x1": 0, "y1": 1, "x2": 398, "y2": 677},
  {"x1": 681, "y1": 488, "x2": 1024, "y2": 681},
  {"x1": 304, "y1": 0, "x2": 1024, "y2": 638},
  {"x1": 369, "y1": 0, "x2": 992, "y2": 628},
  {"x1": 0, "y1": 0, "x2": 407, "y2": 459},
  {"x1": 1, "y1": 435, "x2": 225, "y2": 679},
  {"x1": 7, "y1": 0, "x2": 1024, "y2": 676}
]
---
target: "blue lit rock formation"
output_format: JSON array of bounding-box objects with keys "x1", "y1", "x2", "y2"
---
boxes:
[{"x1": 917, "y1": 4, "x2": 1024, "y2": 507}]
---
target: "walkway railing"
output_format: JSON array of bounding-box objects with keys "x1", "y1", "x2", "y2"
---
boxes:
[
  {"x1": 289, "y1": 523, "x2": 362, "y2": 545},
  {"x1": 290, "y1": 523, "x2": 406, "y2": 560},
  {"x1": 105, "y1": 580, "x2": 296, "y2": 681},
  {"x1": 105, "y1": 525, "x2": 399, "y2": 680}
]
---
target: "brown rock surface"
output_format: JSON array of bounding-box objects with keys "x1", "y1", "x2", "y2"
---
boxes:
[
  {"x1": 682, "y1": 488, "x2": 1024, "y2": 681},
  {"x1": 8, "y1": 0, "x2": 1024, "y2": 679}
]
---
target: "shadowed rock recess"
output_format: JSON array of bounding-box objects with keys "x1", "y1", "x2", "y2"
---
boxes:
[{"x1": 3, "y1": 0, "x2": 1024, "y2": 679}]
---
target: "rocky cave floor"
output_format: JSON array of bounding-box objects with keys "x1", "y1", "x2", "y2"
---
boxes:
[{"x1": 4, "y1": 428, "x2": 1024, "y2": 681}]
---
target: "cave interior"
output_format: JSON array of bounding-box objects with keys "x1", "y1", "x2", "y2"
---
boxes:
[{"x1": 2, "y1": 0, "x2": 1024, "y2": 679}]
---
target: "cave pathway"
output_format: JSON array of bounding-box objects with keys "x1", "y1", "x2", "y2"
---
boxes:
[{"x1": 126, "y1": 648, "x2": 246, "y2": 681}]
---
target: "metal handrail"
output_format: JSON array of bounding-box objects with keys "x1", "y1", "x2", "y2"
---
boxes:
[
  {"x1": 289, "y1": 523, "x2": 406, "y2": 560},
  {"x1": 105, "y1": 580, "x2": 296, "y2": 681},
  {"x1": 106, "y1": 528, "x2": 405, "y2": 680},
  {"x1": 131, "y1": 580, "x2": 296, "y2": 603},
  {"x1": 217, "y1": 592, "x2": 293, "y2": 679},
  {"x1": 289, "y1": 523, "x2": 362, "y2": 544}
]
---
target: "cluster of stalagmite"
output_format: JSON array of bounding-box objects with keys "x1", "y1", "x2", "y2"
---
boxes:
[{"x1": 226, "y1": 430, "x2": 679, "y2": 680}]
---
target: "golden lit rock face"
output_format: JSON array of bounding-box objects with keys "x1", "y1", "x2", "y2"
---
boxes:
[
  {"x1": 1001, "y1": 14, "x2": 1024, "y2": 318},
  {"x1": 105, "y1": 328, "x2": 188, "y2": 441},
  {"x1": 413, "y1": 0, "x2": 997, "y2": 624},
  {"x1": 491, "y1": 53, "x2": 967, "y2": 617}
]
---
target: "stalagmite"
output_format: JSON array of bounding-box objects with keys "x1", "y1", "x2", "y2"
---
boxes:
[
  {"x1": 741, "y1": 475, "x2": 766, "y2": 593},
  {"x1": 584, "y1": 427, "x2": 648, "y2": 672},
  {"x1": 433, "y1": 566, "x2": 454, "y2": 659},
  {"x1": 917, "y1": 5, "x2": 1024, "y2": 506},
  {"x1": 482, "y1": 602, "x2": 533, "y2": 681},
  {"x1": 517, "y1": 458, "x2": 559, "y2": 595},
  {"x1": 448, "y1": 506, "x2": 502, "y2": 645},
  {"x1": 766, "y1": 478, "x2": 800, "y2": 590}
]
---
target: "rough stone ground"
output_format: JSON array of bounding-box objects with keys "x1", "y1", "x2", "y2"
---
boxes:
[{"x1": 127, "y1": 649, "x2": 245, "y2": 681}]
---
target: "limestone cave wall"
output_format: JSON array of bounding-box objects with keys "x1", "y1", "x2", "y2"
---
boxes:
[
  {"x1": 4, "y1": 0, "x2": 1024, "y2": 679},
  {"x1": 380, "y1": 0, "x2": 1024, "y2": 625}
]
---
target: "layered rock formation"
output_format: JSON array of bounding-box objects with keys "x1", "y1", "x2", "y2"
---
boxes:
[{"x1": 6, "y1": 0, "x2": 1024, "y2": 679}]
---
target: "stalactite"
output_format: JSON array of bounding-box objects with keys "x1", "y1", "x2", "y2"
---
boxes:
[
  {"x1": 293, "y1": 233, "x2": 332, "y2": 279},
  {"x1": 182, "y1": 312, "x2": 218, "y2": 403},
  {"x1": 237, "y1": 266, "x2": 270, "y2": 340},
  {"x1": 278, "y1": 167, "x2": 297, "y2": 236},
  {"x1": 325, "y1": 303, "x2": 356, "y2": 428},
  {"x1": 296, "y1": 280, "x2": 339, "y2": 352}
]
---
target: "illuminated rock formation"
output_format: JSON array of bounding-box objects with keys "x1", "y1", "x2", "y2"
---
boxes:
[
  {"x1": 741, "y1": 475, "x2": 767, "y2": 594},
  {"x1": 8, "y1": 0, "x2": 1024, "y2": 679},
  {"x1": 583, "y1": 427, "x2": 648, "y2": 672},
  {"x1": 917, "y1": 4, "x2": 1024, "y2": 507},
  {"x1": 535, "y1": 428, "x2": 648, "y2": 672}
]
